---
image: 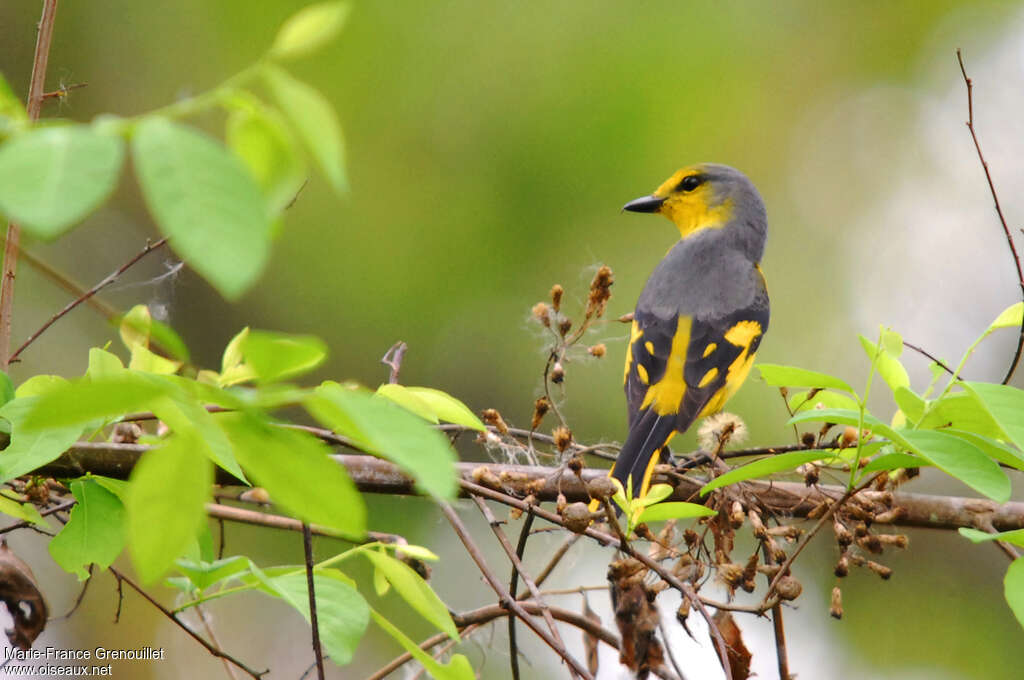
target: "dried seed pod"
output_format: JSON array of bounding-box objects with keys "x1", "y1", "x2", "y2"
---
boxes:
[
  {"x1": 729, "y1": 501, "x2": 745, "y2": 529},
  {"x1": 556, "y1": 492, "x2": 568, "y2": 515},
  {"x1": 683, "y1": 529, "x2": 699, "y2": 548},
  {"x1": 562, "y1": 502, "x2": 593, "y2": 534},
  {"x1": 717, "y1": 562, "x2": 744, "y2": 589},
  {"x1": 552, "y1": 426, "x2": 573, "y2": 452},
  {"x1": 876, "y1": 533, "x2": 908, "y2": 549},
  {"x1": 567, "y1": 455, "x2": 584, "y2": 476},
  {"x1": 767, "y1": 538, "x2": 787, "y2": 564},
  {"x1": 797, "y1": 463, "x2": 819, "y2": 486},
  {"x1": 509, "y1": 505, "x2": 523, "y2": 521},
  {"x1": 748, "y1": 509, "x2": 767, "y2": 539},
  {"x1": 840, "y1": 426, "x2": 858, "y2": 448},
  {"x1": 676, "y1": 598, "x2": 690, "y2": 625},
  {"x1": 863, "y1": 560, "x2": 893, "y2": 580},
  {"x1": 471, "y1": 466, "x2": 502, "y2": 489},
  {"x1": 807, "y1": 500, "x2": 830, "y2": 519},
  {"x1": 525, "y1": 479, "x2": 546, "y2": 495},
  {"x1": 853, "y1": 521, "x2": 869, "y2": 538},
  {"x1": 550, "y1": 362, "x2": 565, "y2": 384},
  {"x1": 588, "y1": 343, "x2": 607, "y2": 358},
  {"x1": 873, "y1": 507, "x2": 907, "y2": 524},
  {"x1": 757, "y1": 564, "x2": 781, "y2": 578},
  {"x1": 112, "y1": 422, "x2": 143, "y2": 444},
  {"x1": 558, "y1": 318, "x2": 573, "y2": 337},
  {"x1": 857, "y1": 534, "x2": 883, "y2": 554},
  {"x1": 833, "y1": 519, "x2": 853, "y2": 548},
  {"x1": 531, "y1": 396, "x2": 551, "y2": 430},
  {"x1": 532, "y1": 302, "x2": 551, "y2": 327},
  {"x1": 776, "y1": 575, "x2": 803, "y2": 601},
  {"x1": 550, "y1": 284, "x2": 564, "y2": 311},
  {"x1": 766, "y1": 525, "x2": 802, "y2": 541},
  {"x1": 834, "y1": 552, "x2": 850, "y2": 578},
  {"x1": 830, "y1": 586, "x2": 843, "y2": 619},
  {"x1": 801, "y1": 431, "x2": 816, "y2": 447},
  {"x1": 586, "y1": 265, "x2": 614, "y2": 318},
  {"x1": 481, "y1": 408, "x2": 509, "y2": 435},
  {"x1": 586, "y1": 476, "x2": 618, "y2": 503},
  {"x1": 240, "y1": 487, "x2": 271, "y2": 504}
]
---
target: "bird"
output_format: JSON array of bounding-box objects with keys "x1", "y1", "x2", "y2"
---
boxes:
[{"x1": 606, "y1": 163, "x2": 769, "y2": 505}]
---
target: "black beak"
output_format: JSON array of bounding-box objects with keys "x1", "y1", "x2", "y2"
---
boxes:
[{"x1": 623, "y1": 195, "x2": 665, "y2": 213}]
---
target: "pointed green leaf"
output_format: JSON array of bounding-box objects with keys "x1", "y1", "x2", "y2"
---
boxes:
[
  {"x1": 271, "y1": 1, "x2": 351, "y2": 59},
  {"x1": 149, "y1": 393, "x2": 247, "y2": 483},
  {"x1": 127, "y1": 433, "x2": 213, "y2": 583},
  {"x1": 19, "y1": 373, "x2": 170, "y2": 431},
  {"x1": 1005, "y1": 558, "x2": 1024, "y2": 631},
  {"x1": 225, "y1": 100, "x2": 306, "y2": 214},
  {"x1": 0, "y1": 494, "x2": 46, "y2": 526},
  {"x1": 963, "y1": 382, "x2": 1024, "y2": 452},
  {"x1": 363, "y1": 550, "x2": 457, "y2": 638},
  {"x1": 901, "y1": 430, "x2": 1009, "y2": 502},
  {"x1": 860, "y1": 452, "x2": 928, "y2": 475},
  {"x1": 267, "y1": 569, "x2": 369, "y2": 666},
  {"x1": 990, "y1": 302, "x2": 1023, "y2": 331},
  {"x1": 943, "y1": 429, "x2": 1024, "y2": 472},
  {"x1": 263, "y1": 65, "x2": 346, "y2": 192},
  {"x1": 893, "y1": 386, "x2": 926, "y2": 423},
  {"x1": 701, "y1": 450, "x2": 836, "y2": 495},
  {"x1": 640, "y1": 483, "x2": 674, "y2": 507},
  {"x1": 636, "y1": 501, "x2": 717, "y2": 523},
  {"x1": 309, "y1": 383, "x2": 457, "y2": 499},
  {"x1": 222, "y1": 414, "x2": 365, "y2": 537},
  {"x1": 0, "y1": 397, "x2": 84, "y2": 482},
  {"x1": 132, "y1": 117, "x2": 271, "y2": 300},
  {"x1": 757, "y1": 364, "x2": 854, "y2": 393},
  {"x1": 403, "y1": 387, "x2": 486, "y2": 431},
  {"x1": 370, "y1": 607, "x2": 474, "y2": 680},
  {"x1": 0, "y1": 126, "x2": 124, "y2": 238},
  {"x1": 49, "y1": 480, "x2": 125, "y2": 579},
  {"x1": 241, "y1": 330, "x2": 327, "y2": 383},
  {"x1": 859, "y1": 335, "x2": 910, "y2": 393},
  {"x1": 175, "y1": 556, "x2": 254, "y2": 592},
  {"x1": 788, "y1": 389, "x2": 859, "y2": 413},
  {"x1": 959, "y1": 527, "x2": 1024, "y2": 549},
  {"x1": 376, "y1": 384, "x2": 439, "y2": 424},
  {"x1": 919, "y1": 393, "x2": 1005, "y2": 440}
]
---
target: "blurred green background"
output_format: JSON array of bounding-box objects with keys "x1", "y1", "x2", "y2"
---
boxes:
[{"x1": 2, "y1": 1, "x2": 1024, "y2": 678}]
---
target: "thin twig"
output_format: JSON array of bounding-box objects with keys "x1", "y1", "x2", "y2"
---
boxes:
[
  {"x1": 9, "y1": 237, "x2": 168, "y2": 363},
  {"x1": 107, "y1": 566, "x2": 267, "y2": 678},
  {"x1": 507, "y1": 510, "x2": 535, "y2": 680},
  {"x1": 381, "y1": 341, "x2": 408, "y2": 384},
  {"x1": 0, "y1": 0, "x2": 60, "y2": 368},
  {"x1": 902, "y1": 341, "x2": 957, "y2": 377},
  {"x1": 52, "y1": 565, "x2": 92, "y2": 620},
  {"x1": 439, "y1": 503, "x2": 594, "y2": 680},
  {"x1": 956, "y1": 49, "x2": 1024, "y2": 384},
  {"x1": 195, "y1": 604, "x2": 241, "y2": 680},
  {"x1": 301, "y1": 524, "x2": 326, "y2": 680}
]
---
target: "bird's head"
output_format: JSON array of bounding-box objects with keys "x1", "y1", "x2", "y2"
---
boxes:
[{"x1": 623, "y1": 164, "x2": 767, "y2": 255}]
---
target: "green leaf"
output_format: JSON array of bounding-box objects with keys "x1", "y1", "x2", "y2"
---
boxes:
[
  {"x1": 859, "y1": 335, "x2": 910, "y2": 393},
  {"x1": 267, "y1": 569, "x2": 369, "y2": 666},
  {"x1": 175, "y1": 556, "x2": 253, "y2": 592},
  {"x1": 15, "y1": 374, "x2": 70, "y2": 398},
  {"x1": 0, "y1": 126, "x2": 124, "y2": 238},
  {"x1": 962, "y1": 382, "x2": 1024, "y2": 452},
  {"x1": 87, "y1": 348, "x2": 125, "y2": 378},
  {"x1": 636, "y1": 501, "x2": 717, "y2": 523},
  {"x1": 880, "y1": 328, "x2": 903, "y2": 357},
  {"x1": 901, "y1": 430, "x2": 1010, "y2": 502},
  {"x1": 309, "y1": 382, "x2": 457, "y2": 499},
  {"x1": 0, "y1": 73, "x2": 26, "y2": 123},
  {"x1": 271, "y1": 1, "x2": 351, "y2": 59},
  {"x1": 860, "y1": 452, "x2": 928, "y2": 474},
  {"x1": 222, "y1": 414, "x2": 365, "y2": 537},
  {"x1": 0, "y1": 371, "x2": 14, "y2": 408},
  {"x1": 376, "y1": 384, "x2": 438, "y2": 424},
  {"x1": 132, "y1": 117, "x2": 272, "y2": 300},
  {"x1": 19, "y1": 373, "x2": 170, "y2": 431},
  {"x1": 0, "y1": 494, "x2": 46, "y2": 526},
  {"x1": 918, "y1": 393, "x2": 1005, "y2": 440},
  {"x1": 149, "y1": 393, "x2": 247, "y2": 483},
  {"x1": 363, "y1": 550, "x2": 458, "y2": 639},
  {"x1": 944, "y1": 429, "x2": 1024, "y2": 472},
  {"x1": 127, "y1": 432, "x2": 212, "y2": 583},
  {"x1": 370, "y1": 607, "x2": 474, "y2": 680},
  {"x1": 893, "y1": 386, "x2": 926, "y2": 423},
  {"x1": 49, "y1": 480, "x2": 125, "y2": 580},
  {"x1": 117, "y1": 306, "x2": 190, "y2": 364},
  {"x1": 225, "y1": 100, "x2": 306, "y2": 215},
  {"x1": 700, "y1": 451, "x2": 836, "y2": 496},
  {"x1": 90, "y1": 475, "x2": 130, "y2": 502},
  {"x1": 959, "y1": 527, "x2": 1024, "y2": 549},
  {"x1": 241, "y1": 330, "x2": 327, "y2": 383},
  {"x1": 0, "y1": 397, "x2": 84, "y2": 482},
  {"x1": 989, "y1": 302, "x2": 1023, "y2": 331},
  {"x1": 756, "y1": 364, "x2": 854, "y2": 393},
  {"x1": 403, "y1": 387, "x2": 486, "y2": 431},
  {"x1": 788, "y1": 389, "x2": 860, "y2": 413},
  {"x1": 639, "y1": 483, "x2": 674, "y2": 507},
  {"x1": 263, "y1": 65, "x2": 347, "y2": 192},
  {"x1": 1005, "y1": 558, "x2": 1024, "y2": 631}
]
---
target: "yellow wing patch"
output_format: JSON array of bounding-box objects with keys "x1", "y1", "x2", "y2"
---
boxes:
[
  {"x1": 699, "y1": 320, "x2": 762, "y2": 417},
  {"x1": 702, "y1": 342, "x2": 717, "y2": 358},
  {"x1": 639, "y1": 316, "x2": 692, "y2": 416},
  {"x1": 637, "y1": 363, "x2": 649, "y2": 385},
  {"x1": 623, "y1": 320, "x2": 643, "y2": 385}
]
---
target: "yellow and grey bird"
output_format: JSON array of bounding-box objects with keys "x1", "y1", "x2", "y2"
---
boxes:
[{"x1": 611, "y1": 163, "x2": 769, "y2": 502}]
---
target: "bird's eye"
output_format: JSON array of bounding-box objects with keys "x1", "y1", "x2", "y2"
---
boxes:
[{"x1": 677, "y1": 175, "x2": 702, "y2": 192}]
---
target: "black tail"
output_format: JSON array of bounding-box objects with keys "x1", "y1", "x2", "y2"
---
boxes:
[{"x1": 610, "y1": 410, "x2": 678, "y2": 502}]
